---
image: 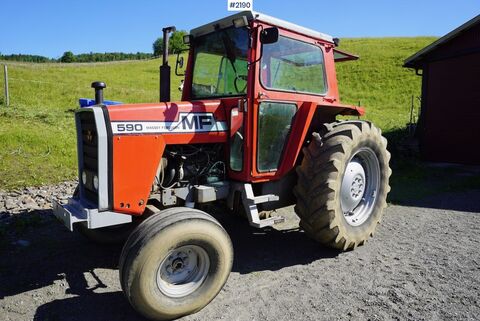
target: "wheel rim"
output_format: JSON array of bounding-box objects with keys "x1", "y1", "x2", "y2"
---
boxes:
[
  {"x1": 340, "y1": 147, "x2": 380, "y2": 227},
  {"x1": 156, "y1": 245, "x2": 210, "y2": 298}
]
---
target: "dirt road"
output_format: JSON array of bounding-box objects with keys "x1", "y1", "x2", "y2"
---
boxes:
[{"x1": 1, "y1": 190, "x2": 479, "y2": 321}]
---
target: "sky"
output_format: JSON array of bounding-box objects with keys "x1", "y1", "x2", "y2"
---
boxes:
[{"x1": 1, "y1": 0, "x2": 479, "y2": 58}]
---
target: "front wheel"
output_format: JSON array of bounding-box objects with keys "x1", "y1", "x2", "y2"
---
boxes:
[
  {"x1": 119, "y1": 207, "x2": 233, "y2": 320},
  {"x1": 294, "y1": 121, "x2": 391, "y2": 250}
]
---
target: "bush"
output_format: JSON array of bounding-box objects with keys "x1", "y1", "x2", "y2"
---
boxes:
[
  {"x1": 153, "y1": 38, "x2": 164, "y2": 57},
  {"x1": 0, "y1": 54, "x2": 53, "y2": 63},
  {"x1": 60, "y1": 51, "x2": 75, "y2": 63}
]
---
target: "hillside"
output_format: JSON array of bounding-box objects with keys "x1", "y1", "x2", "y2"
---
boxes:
[
  {"x1": 336, "y1": 37, "x2": 436, "y2": 129},
  {"x1": 0, "y1": 37, "x2": 436, "y2": 189}
]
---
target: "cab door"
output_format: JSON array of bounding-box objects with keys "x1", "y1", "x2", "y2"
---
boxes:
[{"x1": 251, "y1": 24, "x2": 330, "y2": 181}]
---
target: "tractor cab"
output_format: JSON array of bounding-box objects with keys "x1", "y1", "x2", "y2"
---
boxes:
[{"x1": 175, "y1": 11, "x2": 362, "y2": 184}]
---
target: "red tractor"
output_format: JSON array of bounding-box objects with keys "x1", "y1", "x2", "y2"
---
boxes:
[{"x1": 53, "y1": 11, "x2": 391, "y2": 320}]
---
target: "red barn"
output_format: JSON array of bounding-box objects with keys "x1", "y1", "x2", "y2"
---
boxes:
[{"x1": 404, "y1": 15, "x2": 480, "y2": 165}]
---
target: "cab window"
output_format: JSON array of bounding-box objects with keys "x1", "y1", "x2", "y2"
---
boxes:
[
  {"x1": 257, "y1": 102, "x2": 297, "y2": 172},
  {"x1": 260, "y1": 36, "x2": 327, "y2": 95}
]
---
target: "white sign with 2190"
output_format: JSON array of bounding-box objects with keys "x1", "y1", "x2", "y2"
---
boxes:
[{"x1": 227, "y1": 0, "x2": 253, "y2": 11}]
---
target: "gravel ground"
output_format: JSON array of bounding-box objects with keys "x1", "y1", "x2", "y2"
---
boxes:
[{"x1": 0, "y1": 183, "x2": 479, "y2": 321}]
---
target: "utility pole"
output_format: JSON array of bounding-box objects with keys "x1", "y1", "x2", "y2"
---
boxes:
[{"x1": 3, "y1": 65, "x2": 9, "y2": 106}]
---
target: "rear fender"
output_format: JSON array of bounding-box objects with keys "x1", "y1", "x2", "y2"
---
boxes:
[{"x1": 307, "y1": 103, "x2": 365, "y2": 135}]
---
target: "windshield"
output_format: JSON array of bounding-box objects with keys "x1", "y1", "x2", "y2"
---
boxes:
[{"x1": 191, "y1": 26, "x2": 249, "y2": 99}]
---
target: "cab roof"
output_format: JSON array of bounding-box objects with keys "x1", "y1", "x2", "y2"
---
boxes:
[{"x1": 190, "y1": 11, "x2": 334, "y2": 44}]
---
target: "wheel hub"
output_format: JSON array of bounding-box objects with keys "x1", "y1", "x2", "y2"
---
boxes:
[
  {"x1": 341, "y1": 161, "x2": 366, "y2": 213},
  {"x1": 350, "y1": 174, "x2": 365, "y2": 198},
  {"x1": 340, "y1": 148, "x2": 381, "y2": 227},
  {"x1": 157, "y1": 245, "x2": 210, "y2": 298},
  {"x1": 172, "y1": 258, "x2": 184, "y2": 271}
]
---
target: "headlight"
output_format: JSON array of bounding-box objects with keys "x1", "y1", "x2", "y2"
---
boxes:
[
  {"x1": 93, "y1": 175, "x2": 99, "y2": 191},
  {"x1": 82, "y1": 171, "x2": 87, "y2": 185}
]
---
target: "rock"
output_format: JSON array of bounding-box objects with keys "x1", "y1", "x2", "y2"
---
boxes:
[
  {"x1": 0, "y1": 180, "x2": 77, "y2": 215},
  {"x1": 5, "y1": 198, "x2": 16, "y2": 210},
  {"x1": 19, "y1": 195, "x2": 38, "y2": 208}
]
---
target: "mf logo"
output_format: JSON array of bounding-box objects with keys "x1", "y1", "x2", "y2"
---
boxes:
[
  {"x1": 180, "y1": 114, "x2": 214, "y2": 130},
  {"x1": 111, "y1": 112, "x2": 228, "y2": 134}
]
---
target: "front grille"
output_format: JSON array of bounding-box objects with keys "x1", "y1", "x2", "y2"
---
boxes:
[{"x1": 78, "y1": 111, "x2": 98, "y2": 205}]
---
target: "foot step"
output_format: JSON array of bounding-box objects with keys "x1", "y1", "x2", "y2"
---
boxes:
[{"x1": 241, "y1": 184, "x2": 283, "y2": 228}]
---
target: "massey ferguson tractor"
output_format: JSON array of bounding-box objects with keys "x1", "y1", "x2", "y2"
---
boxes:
[{"x1": 53, "y1": 11, "x2": 391, "y2": 320}]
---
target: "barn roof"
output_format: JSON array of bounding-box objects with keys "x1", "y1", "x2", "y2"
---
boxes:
[{"x1": 404, "y1": 14, "x2": 480, "y2": 69}]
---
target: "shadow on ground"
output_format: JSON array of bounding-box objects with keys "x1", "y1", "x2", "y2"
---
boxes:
[
  {"x1": 0, "y1": 207, "x2": 338, "y2": 320},
  {"x1": 35, "y1": 291, "x2": 142, "y2": 321},
  {"x1": 388, "y1": 160, "x2": 480, "y2": 212},
  {"x1": 385, "y1": 128, "x2": 480, "y2": 213}
]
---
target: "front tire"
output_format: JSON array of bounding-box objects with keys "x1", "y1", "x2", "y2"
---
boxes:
[
  {"x1": 119, "y1": 207, "x2": 233, "y2": 320},
  {"x1": 294, "y1": 121, "x2": 391, "y2": 251}
]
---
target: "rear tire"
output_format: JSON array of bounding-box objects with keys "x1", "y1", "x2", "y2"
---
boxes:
[
  {"x1": 294, "y1": 121, "x2": 391, "y2": 251},
  {"x1": 119, "y1": 207, "x2": 233, "y2": 320}
]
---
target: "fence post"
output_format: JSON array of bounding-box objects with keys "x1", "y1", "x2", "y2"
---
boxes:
[{"x1": 3, "y1": 64, "x2": 9, "y2": 106}]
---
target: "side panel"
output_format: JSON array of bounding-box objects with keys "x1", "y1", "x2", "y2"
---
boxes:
[
  {"x1": 107, "y1": 101, "x2": 229, "y2": 215},
  {"x1": 112, "y1": 134, "x2": 165, "y2": 214}
]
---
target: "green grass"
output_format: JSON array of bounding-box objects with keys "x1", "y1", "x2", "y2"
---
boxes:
[
  {"x1": 336, "y1": 37, "x2": 436, "y2": 130},
  {"x1": 0, "y1": 37, "x2": 438, "y2": 190},
  {"x1": 0, "y1": 57, "x2": 184, "y2": 189}
]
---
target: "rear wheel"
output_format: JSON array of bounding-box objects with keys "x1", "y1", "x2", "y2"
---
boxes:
[
  {"x1": 119, "y1": 207, "x2": 233, "y2": 320},
  {"x1": 294, "y1": 121, "x2": 391, "y2": 250}
]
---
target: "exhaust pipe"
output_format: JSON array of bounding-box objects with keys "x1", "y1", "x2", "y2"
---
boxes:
[
  {"x1": 91, "y1": 81, "x2": 106, "y2": 104},
  {"x1": 160, "y1": 26, "x2": 176, "y2": 102}
]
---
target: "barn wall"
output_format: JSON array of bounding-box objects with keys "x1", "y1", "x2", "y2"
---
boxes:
[{"x1": 421, "y1": 51, "x2": 480, "y2": 164}]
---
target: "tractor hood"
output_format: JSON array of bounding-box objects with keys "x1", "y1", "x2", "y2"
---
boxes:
[{"x1": 106, "y1": 100, "x2": 228, "y2": 136}]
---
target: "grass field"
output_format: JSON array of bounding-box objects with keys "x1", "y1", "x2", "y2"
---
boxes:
[{"x1": 0, "y1": 37, "x2": 436, "y2": 191}]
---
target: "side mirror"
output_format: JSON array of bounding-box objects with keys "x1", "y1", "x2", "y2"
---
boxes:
[
  {"x1": 260, "y1": 27, "x2": 279, "y2": 44},
  {"x1": 183, "y1": 34, "x2": 193, "y2": 45},
  {"x1": 175, "y1": 52, "x2": 187, "y2": 76}
]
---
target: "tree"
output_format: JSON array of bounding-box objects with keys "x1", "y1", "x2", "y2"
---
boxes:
[
  {"x1": 60, "y1": 51, "x2": 75, "y2": 63},
  {"x1": 153, "y1": 37, "x2": 163, "y2": 57},
  {"x1": 152, "y1": 30, "x2": 188, "y2": 57},
  {"x1": 169, "y1": 30, "x2": 188, "y2": 54}
]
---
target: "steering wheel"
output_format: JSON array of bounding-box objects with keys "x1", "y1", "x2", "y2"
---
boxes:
[{"x1": 234, "y1": 74, "x2": 248, "y2": 93}]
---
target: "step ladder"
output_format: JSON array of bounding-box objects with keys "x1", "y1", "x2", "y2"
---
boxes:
[{"x1": 241, "y1": 184, "x2": 285, "y2": 228}]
